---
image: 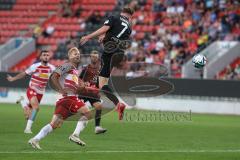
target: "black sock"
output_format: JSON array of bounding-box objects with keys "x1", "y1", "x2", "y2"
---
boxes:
[
  {"x1": 101, "y1": 85, "x2": 119, "y2": 105},
  {"x1": 95, "y1": 109, "x2": 102, "y2": 127}
]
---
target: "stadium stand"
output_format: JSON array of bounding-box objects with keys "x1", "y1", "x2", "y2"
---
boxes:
[
  {"x1": 126, "y1": 0, "x2": 240, "y2": 78},
  {"x1": 10, "y1": 52, "x2": 37, "y2": 72},
  {"x1": 216, "y1": 57, "x2": 240, "y2": 80},
  {"x1": 0, "y1": 0, "x2": 60, "y2": 44},
  {"x1": 0, "y1": 0, "x2": 239, "y2": 79}
]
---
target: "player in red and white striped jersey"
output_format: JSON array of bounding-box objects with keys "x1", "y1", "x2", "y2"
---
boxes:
[
  {"x1": 7, "y1": 50, "x2": 55, "y2": 134},
  {"x1": 28, "y1": 47, "x2": 93, "y2": 149}
]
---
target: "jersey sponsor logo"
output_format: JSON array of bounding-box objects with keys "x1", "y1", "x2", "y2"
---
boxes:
[
  {"x1": 103, "y1": 38, "x2": 131, "y2": 54},
  {"x1": 39, "y1": 73, "x2": 49, "y2": 79}
]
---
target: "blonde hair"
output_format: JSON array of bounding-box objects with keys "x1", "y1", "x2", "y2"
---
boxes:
[{"x1": 68, "y1": 47, "x2": 80, "y2": 57}]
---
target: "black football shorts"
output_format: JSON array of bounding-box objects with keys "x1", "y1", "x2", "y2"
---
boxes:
[{"x1": 99, "y1": 51, "x2": 126, "y2": 78}]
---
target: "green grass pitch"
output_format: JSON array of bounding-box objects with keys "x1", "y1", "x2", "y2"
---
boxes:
[{"x1": 0, "y1": 103, "x2": 240, "y2": 160}]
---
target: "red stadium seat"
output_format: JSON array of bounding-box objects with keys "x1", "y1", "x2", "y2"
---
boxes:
[
  {"x1": 147, "y1": 0, "x2": 153, "y2": 4},
  {"x1": 10, "y1": 51, "x2": 37, "y2": 72},
  {"x1": 135, "y1": 33, "x2": 145, "y2": 40}
]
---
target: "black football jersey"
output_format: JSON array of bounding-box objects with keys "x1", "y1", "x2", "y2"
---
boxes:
[
  {"x1": 103, "y1": 14, "x2": 132, "y2": 44},
  {"x1": 79, "y1": 64, "x2": 100, "y2": 87}
]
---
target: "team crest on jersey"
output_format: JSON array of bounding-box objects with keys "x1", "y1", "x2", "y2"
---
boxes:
[{"x1": 72, "y1": 75, "x2": 78, "y2": 84}]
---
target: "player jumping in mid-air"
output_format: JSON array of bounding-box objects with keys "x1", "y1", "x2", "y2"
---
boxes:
[
  {"x1": 7, "y1": 50, "x2": 55, "y2": 133},
  {"x1": 80, "y1": 7, "x2": 134, "y2": 120},
  {"x1": 28, "y1": 47, "x2": 96, "y2": 149},
  {"x1": 77, "y1": 50, "x2": 107, "y2": 134}
]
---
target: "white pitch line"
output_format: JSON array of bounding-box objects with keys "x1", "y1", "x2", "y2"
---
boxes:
[{"x1": 1, "y1": 150, "x2": 240, "y2": 154}]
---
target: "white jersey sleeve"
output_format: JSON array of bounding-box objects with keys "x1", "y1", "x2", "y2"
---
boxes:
[
  {"x1": 49, "y1": 64, "x2": 56, "y2": 73},
  {"x1": 25, "y1": 63, "x2": 39, "y2": 75},
  {"x1": 54, "y1": 63, "x2": 73, "y2": 76}
]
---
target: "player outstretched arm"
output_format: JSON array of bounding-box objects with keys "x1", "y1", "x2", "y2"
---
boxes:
[
  {"x1": 98, "y1": 33, "x2": 106, "y2": 43},
  {"x1": 50, "y1": 72, "x2": 67, "y2": 96},
  {"x1": 6, "y1": 72, "x2": 27, "y2": 82},
  {"x1": 80, "y1": 26, "x2": 110, "y2": 45}
]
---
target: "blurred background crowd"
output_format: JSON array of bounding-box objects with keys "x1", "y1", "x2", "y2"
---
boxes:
[{"x1": 0, "y1": 0, "x2": 239, "y2": 79}]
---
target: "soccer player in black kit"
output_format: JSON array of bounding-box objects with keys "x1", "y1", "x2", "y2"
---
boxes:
[
  {"x1": 78, "y1": 50, "x2": 107, "y2": 134},
  {"x1": 80, "y1": 7, "x2": 134, "y2": 120}
]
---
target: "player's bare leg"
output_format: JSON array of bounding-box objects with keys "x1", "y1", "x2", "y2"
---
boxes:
[
  {"x1": 70, "y1": 106, "x2": 91, "y2": 146},
  {"x1": 93, "y1": 102, "x2": 107, "y2": 134},
  {"x1": 28, "y1": 114, "x2": 62, "y2": 150},
  {"x1": 22, "y1": 107, "x2": 32, "y2": 121},
  {"x1": 99, "y1": 76, "x2": 126, "y2": 120},
  {"x1": 29, "y1": 104, "x2": 90, "y2": 149},
  {"x1": 16, "y1": 96, "x2": 31, "y2": 120},
  {"x1": 25, "y1": 96, "x2": 39, "y2": 134}
]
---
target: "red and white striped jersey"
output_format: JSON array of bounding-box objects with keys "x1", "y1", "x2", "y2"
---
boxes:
[
  {"x1": 25, "y1": 62, "x2": 56, "y2": 94},
  {"x1": 54, "y1": 63, "x2": 80, "y2": 97}
]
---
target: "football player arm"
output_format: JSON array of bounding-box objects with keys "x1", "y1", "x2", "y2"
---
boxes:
[
  {"x1": 50, "y1": 72, "x2": 67, "y2": 95},
  {"x1": 6, "y1": 72, "x2": 27, "y2": 82},
  {"x1": 98, "y1": 33, "x2": 106, "y2": 43},
  {"x1": 77, "y1": 79, "x2": 99, "y2": 96},
  {"x1": 80, "y1": 26, "x2": 110, "y2": 45},
  {"x1": 52, "y1": 63, "x2": 73, "y2": 95},
  {"x1": 76, "y1": 79, "x2": 86, "y2": 93},
  {"x1": 88, "y1": 26, "x2": 110, "y2": 39}
]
